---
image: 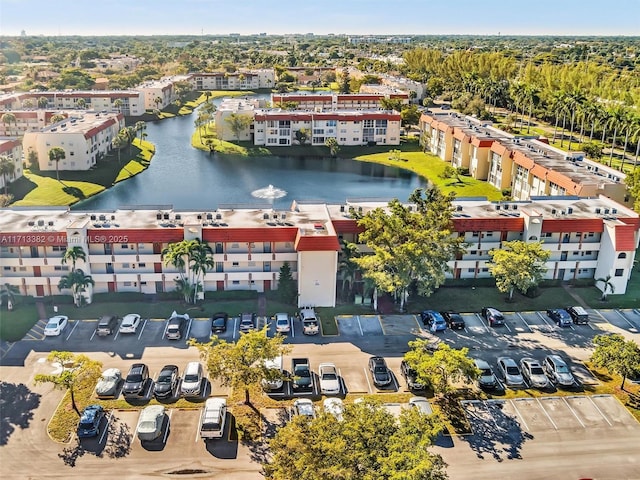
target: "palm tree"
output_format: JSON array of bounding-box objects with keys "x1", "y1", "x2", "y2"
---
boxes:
[
  {"x1": 548, "y1": 91, "x2": 566, "y2": 143},
  {"x1": 111, "y1": 134, "x2": 127, "y2": 163},
  {"x1": 48, "y1": 146, "x2": 66, "y2": 182},
  {"x1": 338, "y1": 241, "x2": 360, "y2": 301},
  {"x1": 325, "y1": 137, "x2": 340, "y2": 158},
  {"x1": 607, "y1": 106, "x2": 627, "y2": 166},
  {"x1": 1, "y1": 113, "x2": 16, "y2": 136},
  {"x1": 619, "y1": 114, "x2": 637, "y2": 172},
  {"x1": 61, "y1": 246, "x2": 86, "y2": 271},
  {"x1": 595, "y1": 275, "x2": 615, "y2": 301},
  {"x1": 194, "y1": 112, "x2": 210, "y2": 142},
  {"x1": 154, "y1": 96, "x2": 163, "y2": 110},
  {"x1": 0, "y1": 155, "x2": 16, "y2": 195},
  {"x1": 58, "y1": 269, "x2": 95, "y2": 307},
  {"x1": 0, "y1": 283, "x2": 20, "y2": 311},
  {"x1": 566, "y1": 90, "x2": 586, "y2": 151},
  {"x1": 135, "y1": 121, "x2": 146, "y2": 142},
  {"x1": 76, "y1": 98, "x2": 87, "y2": 110},
  {"x1": 189, "y1": 239, "x2": 214, "y2": 303},
  {"x1": 37, "y1": 96, "x2": 48, "y2": 108},
  {"x1": 22, "y1": 98, "x2": 34, "y2": 109},
  {"x1": 113, "y1": 99, "x2": 123, "y2": 113},
  {"x1": 524, "y1": 85, "x2": 540, "y2": 134},
  {"x1": 50, "y1": 113, "x2": 65, "y2": 125},
  {"x1": 162, "y1": 241, "x2": 190, "y2": 302}
]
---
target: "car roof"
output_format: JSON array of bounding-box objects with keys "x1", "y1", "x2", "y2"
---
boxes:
[
  {"x1": 102, "y1": 367, "x2": 121, "y2": 376},
  {"x1": 546, "y1": 354, "x2": 566, "y2": 364},
  {"x1": 474, "y1": 359, "x2": 491, "y2": 368},
  {"x1": 122, "y1": 313, "x2": 139, "y2": 321},
  {"x1": 205, "y1": 397, "x2": 226, "y2": 408},
  {"x1": 521, "y1": 357, "x2": 540, "y2": 366},
  {"x1": 141, "y1": 404, "x2": 165, "y2": 418},
  {"x1": 275, "y1": 312, "x2": 289, "y2": 319},
  {"x1": 498, "y1": 357, "x2": 517, "y2": 366},
  {"x1": 159, "y1": 364, "x2": 178, "y2": 372},
  {"x1": 212, "y1": 312, "x2": 228, "y2": 319},
  {"x1": 48, "y1": 315, "x2": 67, "y2": 322}
]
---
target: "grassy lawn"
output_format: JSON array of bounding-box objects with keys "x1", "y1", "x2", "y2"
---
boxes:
[
  {"x1": 11, "y1": 174, "x2": 105, "y2": 206},
  {"x1": 0, "y1": 305, "x2": 40, "y2": 341}
]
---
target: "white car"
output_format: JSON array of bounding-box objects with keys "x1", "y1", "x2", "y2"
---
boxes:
[
  {"x1": 136, "y1": 405, "x2": 166, "y2": 441},
  {"x1": 119, "y1": 313, "x2": 141, "y2": 334},
  {"x1": 274, "y1": 313, "x2": 291, "y2": 334},
  {"x1": 292, "y1": 399, "x2": 315, "y2": 419},
  {"x1": 408, "y1": 396, "x2": 433, "y2": 416},
  {"x1": 497, "y1": 357, "x2": 525, "y2": 387},
  {"x1": 318, "y1": 362, "x2": 341, "y2": 395},
  {"x1": 44, "y1": 315, "x2": 69, "y2": 336},
  {"x1": 543, "y1": 355, "x2": 575, "y2": 387},
  {"x1": 520, "y1": 358, "x2": 550, "y2": 389},
  {"x1": 323, "y1": 398, "x2": 344, "y2": 421}
]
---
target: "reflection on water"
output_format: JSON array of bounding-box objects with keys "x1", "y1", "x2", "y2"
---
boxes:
[{"x1": 74, "y1": 106, "x2": 424, "y2": 211}]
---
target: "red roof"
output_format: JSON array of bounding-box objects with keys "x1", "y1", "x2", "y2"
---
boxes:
[
  {"x1": 470, "y1": 137, "x2": 494, "y2": 148},
  {"x1": 452, "y1": 217, "x2": 524, "y2": 232},
  {"x1": 294, "y1": 233, "x2": 341, "y2": 251},
  {"x1": 331, "y1": 219, "x2": 364, "y2": 235},
  {"x1": 0, "y1": 139, "x2": 22, "y2": 153},
  {"x1": 614, "y1": 224, "x2": 638, "y2": 251},
  {"x1": 540, "y1": 219, "x2": 604, "y2": 233}
]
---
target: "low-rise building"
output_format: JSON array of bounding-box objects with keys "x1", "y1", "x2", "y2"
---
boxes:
[
  {"x1": 22, "y1": 111, "x2": 125, "y2": 172},
  {"x1": 271, "y1": 92, "x2": 409, "y2": 111},
  {"x1": 0, "y1": 138, "x2": 23, "y2": 190},
  {"x1": 190, "y1": 69, "x2": 275, "y2": 91},
  {"x1": 137, "y1": 75, "x2": 192, "y2": 110},
  {"x1": 0, "y1": 91, "x2": 145, "y2": 116}
]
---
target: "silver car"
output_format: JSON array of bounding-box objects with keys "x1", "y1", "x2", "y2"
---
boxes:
[
  {"x1": 543, "y1": 355, "x2": 575, "y2": 387},
  {"x1": 95, "y1": 368, "x2": 122, "y2": 398},
  {"x1": 497, "y1": 357, "x2": 524, "y2": 387},
  {"x1": 136, "y1": 405, "x2": 165, "y2": 441},
  {"x1": 520, "y1": 358, "x2": 550, "y2": 389}
]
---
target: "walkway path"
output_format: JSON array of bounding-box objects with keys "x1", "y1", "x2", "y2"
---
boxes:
[{"x1": 561, "y1": 284, "x2": 589, "y2": 308}]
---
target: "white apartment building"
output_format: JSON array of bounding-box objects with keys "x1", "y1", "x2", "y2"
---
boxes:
[
  {"x1": 0, "y1": 91, "x2": 145, "y2": 117},
  {"x1": 190, "y1": 69, "x2": 275, "y2": 90},
  {"x1": 271, "y1": 92, "x2": 409, "y2": 111},
  {"x1": 22, "y1": 112, "x2": 125, "y2": 172},
  {"x1": 214, "y1": 98, "x2": 260, "y2": 141},
  {"x1": 137, "y1": 75, "x2": 191, "y2": 110},
  {"x1": 0, "y1": 138, "x2": 23, "y2": 189},
  {"x1": 0, "y1": 110, "x2": 60, "y2": 136}
]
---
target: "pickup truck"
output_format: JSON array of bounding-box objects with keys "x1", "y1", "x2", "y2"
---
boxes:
[
  {"x1": 299, "y1": 308, "x2": 320, "y2": 336},
  {"x1": 291, "y1": 358, "x2": 312, "y2": 392}
]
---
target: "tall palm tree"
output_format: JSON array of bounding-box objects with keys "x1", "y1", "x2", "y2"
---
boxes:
[
  {"x1": 113, "y1": 99, "x2": 123, "y2": 113},
  {"x1": 61, "y1": 246, "x2": 86, "y2": 271},
  {"x1": 549, "y1": 91, "x2": 567, "y2": 143},
  {"x1": 1, "y1": 112, "x2": 16, "y2": 136},
  {"x1": 48, "y1": 146, "x2": 66, "y2": 182},
  {"x1": 566, "y1": 89, "x2": 586, "y2": 151},
  {"x1": 135, "y1": 121, "x2": 146, "y2": 142},
  {"x1": 37, "y1": 96, "x2": 48, "y2": 108},
  {"x1": 524, "y1": 85, "x2": 540, "y2": 134},
  {"x1": 111, "y1": 134, "x2": 127, "y2": 163},
  {"x1": 0, "y1": 283, "x2": 20, "y2": 310},
  {"x1": 0, "y1": 155, "x2": 16, "y2": 195},
  {"x1": 619, "y1": 114, "x2": 637, "y2": 172},
  {"x1": 154, "y1": 96, "x2": 163, "y2": 110},
  {"x1": 338, "y1": 241, "x2": 360, "y2": 301},
  {"x1": 595, "y1": 275, "x2": 615, "y2": 301},
  {"x1": 607, "y1": 106, "x2": 627, "y2": 166},
  {"x1": 189, "y1": 239, "x2": 214, "y2": 304},
  {"x1": 58, "y1": 269, "x2": 94, "y2": 307}
]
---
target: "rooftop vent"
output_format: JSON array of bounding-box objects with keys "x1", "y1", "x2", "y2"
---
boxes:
[
  {"x1": 48, "y1": 221, "x2": 54, "y2": 226},
  {"x1": 567, "y1": 207, "x2": 573, "y2": 214},
  {"x1": 456, "y1": 205, "x2": 463, "y2": 211},
  {"x1": 206, "y1": 213, "x2": 213, "y2": 220},
  {"x1": 90, "y1": 215, "x2": 96, "y2": 220},
  {"x1": 216, "y1": 213, "x2": 222, "y2": 220}
]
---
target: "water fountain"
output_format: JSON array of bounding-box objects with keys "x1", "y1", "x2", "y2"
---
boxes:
[{"x1": 251, "y1": 184, "x2": 287, "y2": 199}]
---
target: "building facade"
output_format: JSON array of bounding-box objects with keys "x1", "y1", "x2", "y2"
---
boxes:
[
  {"x1": 0, "y1": 91, "x2": 145, "y2": 117},
  {"x1": 0, "y1": 138, "x2": 23, "y2": 190},
  {"x1": 190, "y1": 69, "x2": 275, "y2": 90},
  {"x1": 271, "y1": 92, "x2": 409, "y2": 111},
  {"x1": 1, "y1": 196, "x2": 637, "y2": 307}
]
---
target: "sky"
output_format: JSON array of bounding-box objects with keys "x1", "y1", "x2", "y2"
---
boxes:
[{"x1": 1, "y1": 0, "x2": 639, "y2": 37}]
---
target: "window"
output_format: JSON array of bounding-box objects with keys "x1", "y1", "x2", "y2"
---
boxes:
[
  {"x1": 468, "y1": 268, "x2": 475, "y2": 273},
  {"x1": 121, "y1": 244, "x2": 129, "y2": 249},
  {"x1": 232, "y1": 280, "x2": 240, "y2": 285},
  {"x1": 614, "y1": 269, "x2": 624, "y2": 277},
  {"x1": 232, "y1": 262, "x2": 239, "y2": 267},
  {"x1": 472, "y1": 232, "x2": 479, "y2": 237},
  {"x1": 139, "y1": 263, "x2": 146, "y2": 268},
  {"x1": 618, "y1": 252, "x2": 627, "y2": 259},
  {"x1": 124, "y1": 281, "x2": 132, "y2": 286},
  {"x1": 248, "y1": 261, "x2": 256, "y2": 267},
  {"x1": 486, "y1": 232, "x2": 493, "y2": 237},
  {"x1": 54, "y1": 266, "x2": 69, "y2": 271}
]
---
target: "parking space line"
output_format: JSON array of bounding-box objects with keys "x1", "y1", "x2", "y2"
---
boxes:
[
  {"x1": 356, "y1": 315, "x2": 363, "y2": 336},
  {"x1": 195, "y1": 407, "x2": 204, "y2": 442},
  {"x1": 517, "y1": 313, "x2": 533, "y2": 333},
  {"x1": 66, "y1": 321, "x2": 80, "y2": 341},
  {"x1": 593, "y1": 309, "x2": 612, "y2": 325},
  {"x1": 535, "y1": 398, "x2": 558, "y2": 430},
  {"x1": 364, "y1": 367, "x2": 373, "y2": 394},
  {"x1": 99, "y1": 412, "x2": 113, "y2": 444},
  {"x1": 614, "y1": 310, "x2": 637, "y2": 330},
  {"x1": 503, "y1": 321, "x2": 512, "y2": 333},
  {"x1": 113, "y1": 329, "x2": 120, "y2": 341},
  {"x1": 185, "y1": 318, "x2": 193, "y2": 338},
  {"x1": 475, "y1": 313, "x2": 491, "y2": 333},
  {"x1": 290, "y1": 318, "x2": 295, "y2": 338},
  {"x1": 586, "y1": 395, "x2": 613, "y2": 426},
  {"x1": 480, "y1": 401, "x2": 500, "y2": 430},
  {"x1": 561, "y1": 397, "x2": 586, "y2": 428},
  {"x1": 233, "y1": 318, "x2": 237, "y2": 340},
  {"x1": 536, "y1": 311, "x2": 557, "y2": 330},
  {"x1": 163, "y1": 410, "x2": 172, "y2": 444},
  {"x1": 509, "y1": 399, "x2": 529, "y2": 430},
  {"x1": 138, "y1": 319, "x2": 148, "y2": 340}
]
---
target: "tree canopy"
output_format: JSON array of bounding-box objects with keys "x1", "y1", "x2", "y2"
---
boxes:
[
  {"x1": 488, "y1": 240, "x2": 550, "y2": 300},
  {"x1": 265, "y1": 398, "x2": 447, "y2": 480},
  {"x1": 591, "y1": 334, "x2": 640, "y2": 390},
  {"x1": 353, "y1": 187, "x2": 464, "y2": 310}
]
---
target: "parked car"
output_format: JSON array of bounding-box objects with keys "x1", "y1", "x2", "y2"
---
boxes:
[
  {"x1": 181, "y1": 361, "x2": 204, "y2": 397},
  {"x1": 291, "y1": 358, "x2": 312, "y2": 392},
  {"x1": 543, "y1": 355, "x2": 575, "y2": 387},
  {"x1": 210, "y1": 312, "x2": 229, "y2": 334},
  {"x1": 474, "y1": 359, "x2": 498, "y2": 390},
  {"x1": 119, "y1": 313, "x2": 141, "y2": 334},
  {"x1": 547, "y1": 308, "x2": 572, "y2": 327},
  {"x1": 497, "y1": 357, "x2": 524, "y2": 387},
  {"x1": 166, "y1": 311, "x2": 189, "y2": 339},
  {"x1": 95, "y1": 368, "x2": 122, "y2": 398},
  {"x1": 323, "y1": 397, "x2": 344, "y2": 421},
  {"x1": 292, "y1": 399, "x2": 315, "y2": 418},
  {"x1": 154, "y1": 365, "x2": 179, "y2": 399},
  {"x1": 239, "y1": 312, "x2": 257, "y2": 333},
  {"x1": 200, "y1": 398, "x2": 227, "y2": 440},
  {"x1": 442, "y1": 311, "x2": 465, "y2": 330},
  {"x1": 96, "y1": 314, "x2": 119, "y2": 336},
  {"x1": 44, "y1": 315, "x2": 68, "y2": 336},
  {"x1": 77, "y1": 404, "x2": 104, "y2": 438},
  {"x1": 481, "y1": 307, "x2": 505, "y2": 326},
  {"x1": 400, "y1": 359, "x2": 425, "y2": 391},
  {"x1": 136, "y1": 405, "x2": 165, "y2": 441},
  {"x1": 420, "y1": 310, "x2": 447, "y2": 332},
  {"x1": 299, "y1": 308, "x2": 320, "y2": 335},
  {"x1": 274, "y1": 312, "x2": 291, "y2": 334},
  {"x1": 318, "y1": 362, "x2": 341, "y2": 395},
  {"x1": 566, "y1": 306, "x2": 589, "y2": 325},
  {"x1": 122, "y1": 363, "x2": 149, "y2": 398},
  {"x1": 261, "y1": 356, "x2": 284, "y2": 392},
  {"x1": 408, "y1": 396, "x2": 433, "y2": 416},
  {"x1": 520, "y1": 358, "x2": 550, "y2": 389},
  {"x1": 368, "y1": 356, "x2": 392, "y2": 388}
]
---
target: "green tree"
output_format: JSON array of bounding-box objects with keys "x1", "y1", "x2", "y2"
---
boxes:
[
  {"x1": 135, "y1": 121, "x2": 147, "y2": 142},
  {"x1": 48, "y1": 146, "x2": 66, "y2": 182},
  {"x1": 162, "y1": 239, "x2": 213, "y2": 304},
  {"x1": 0, "y1": 155, "x2": 16, "y2": 195},
  {"x1": 201, "y1": 100, "x2": 217, "y2": 116},
  {"x1": 61, "y1": 246, "x2": 86, "y2": 271},
  {"x1": 113, "y1": 98, "x2": 123, "y2": 113},
  {"x1": 1, "y1": 113, "x2": 17, "y2": 136},
  {"x1": 265, "y1": 397, "x2": 446, "y2": 480},
  {"x1": 58, "y1": 269, "x2": 94, "y2": 307},
  {"x1": 224, "y1": 113, "x2": 253, "y2": 141},
  {"x1": 353, "y1": 187, "x2": 464, "y2": 311},
  {"x1": 277, "y1": 262, "x2": 297, "y2": 304},
  {"x1": 27, "y1": 149, "x2": 39, "y2": 171},
  {"x1": 338, "y1": 241, "x2": 360, "y2": 301},
  {"x1": 50, "y1": 113, "x2": 65, "y2": 125},
  {"x1": 111, "y1": 133, "x2": 127, "y2": 163},
  {"x1": 595, "y1": 275, "x2": 615, "y2": 301},
  {"x1": 0, "y1": 283, "x2": 20, "y2": 311},
  {"x1": 324, "y1": 137, "x2": 340, "y2": 157},
  {"x1": 194, "y1": 111, "x2": 210, "y2": 143},
  {"x1": 340, "y1": 68, "x2": 350, "y2": 93},
  {"x1": 401, "y1": 104, "x2": 421, "y2": 127},
  {"x1": 37, "y1": 96, "x2": 48, "y2": 108},
  {"x1": 191, "y1": 328, "x2": 292, "y2": 405},
  {"x1": 626, "y1": 166, "x2": 640, "y2": 213},
  {"x1": 404, "y1": 340, "x2": 478, "y2": 397},
  {"x1": 294, "y1": 128, "x2": 310, "y2": 146},
  {"x1": 591, "y1": 334, "x2": 640, "y2": 390},
  {"x1": 76, "y1": 98, "x2": 87, "y2": 110},
  {"x1": 34, "y1": 351, "x2": 102, "y2": 416},
  {"x1": 488, "y1": 240, "x2": 550, "y2": 301}
]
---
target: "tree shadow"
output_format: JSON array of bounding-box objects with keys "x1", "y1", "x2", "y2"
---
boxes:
[{"x1": 0, "y1": 381, "x2": 41, "y2": 446}]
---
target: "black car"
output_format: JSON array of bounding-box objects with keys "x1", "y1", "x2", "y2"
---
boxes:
[
  {"x1": 442, "y1": 311, "x2": 465, "y2": 330},
  {"x1": 481, "y1": 307, "x2": 505, "y2": 326},
  {"x1": 211, "y1": 312, "x2": 229, "y2": 334},
  {"x1": 96, "y1": 314, "x2": 119, "y2": 336},
  {"x1": 122, "y1": 363, "x2": 149, "y2": 398},
  {"x1": 154, "y1": 365, "x2": 179, "y2": 399},
  {"x1": 400, "y1": 360, "x2": 425, "y2": 390},
  {"x1": 239, "y1": 312, "x2": 257, "y2": 333},
  {"x1": 368, "y1": 356, "x2": 392, "y2": 388}
]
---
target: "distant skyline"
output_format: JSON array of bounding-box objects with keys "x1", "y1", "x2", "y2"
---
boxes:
[{"x1": 1, "y1": 0, "x2": 639, "y2": 37}]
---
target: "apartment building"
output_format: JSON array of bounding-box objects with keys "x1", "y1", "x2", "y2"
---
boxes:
[
  {"x1": 137, "y1": 75, "x2": 191, "y2": 110},
  {"x1": 253, "y1": 109, "x2": 401, "y2": 147},
  {"x1": 0, "y1": 138, "x2": 23, "y2": 190},
  {"x1": 0, "y1": 91, "x2": 145, "y2": 117},
  {"x1": 0, "y1": 110, "x2": 66, "y2": 136},
  {"x1": 271, "y1": 92, "x2": 409, "y2": 111},
  {"x1": 420, "y1": 112, "x2": 628, "y2": 205},
  {"x1": 22, "y1": 112, "x2": 125, "y2": 172},
  {"x1": 190, "y1": 69, "x2": 275, "y2": 90},
  {"x1": 1, "y1": 196, "x2": 637, "y2": 307},
  {"x1": 214, "y1": 98, "x2": 261, "y2": 142}
]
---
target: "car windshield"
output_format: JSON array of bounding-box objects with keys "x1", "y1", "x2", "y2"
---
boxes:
[
  {"x1": 556, "y1": 364, "x2": 569, "y2": 373},
  {"x1": 295, "y1": 369, "x2": 310, "y2": 378},
  {"x1": 322, "y1": 372, "x2": 337, "y2": 380},
  {"x1": 277, "y1": 318, "x2": 288, "y2": 324},
  {"x1": 139, "y1": 420, "x2": 156, "y2": 430},
  {"x1": 158, "y1": 374, "x2": 172, "y2": 383},
  {"x1": 481, "y1": 368, "x2": 492, "y2": 376},
  {"x1": 202, "y1": 422, "x2": 220, "y2": 431},
  {"x1": 184, "y1": 374, "x2": 199, "y2": 382},
  {"x1": 374, "y1": 366, "x2": 387, "y2": 374},
  {"x1": 213, "y1": 318, "x2": 225, "y2": 325},
  {"x1": 46, "y1": 321, "x2": 58, "y2": 328},
  {"x1": 531, "y1": 366, "x2": 545, "y2": 375},
  {"x1": 127, "y1": 374, "x2": 142, "y2": 382},
  {"x1": 103, "y1": 374, "x2": 116, "y2": 382},
  {"x1": 79, "y1": 420, "x2": 95, "y2": 429},
  {"x1": 506, "y1": 366, "x2": 520, "y2": 375}
]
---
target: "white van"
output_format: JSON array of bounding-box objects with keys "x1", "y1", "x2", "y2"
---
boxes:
[
  {"x1": 181, "y1": 361, "x2": 204, "y2": 397},
  {"x1": 200, "y1": 398, "x2": 227, "y2": 440},
  {"x1": 261, "y1": 355, "x2": 284, "y2": 391},
  {"x1": 299, "y1": 308, "x2": 320, "y2": 335}
]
